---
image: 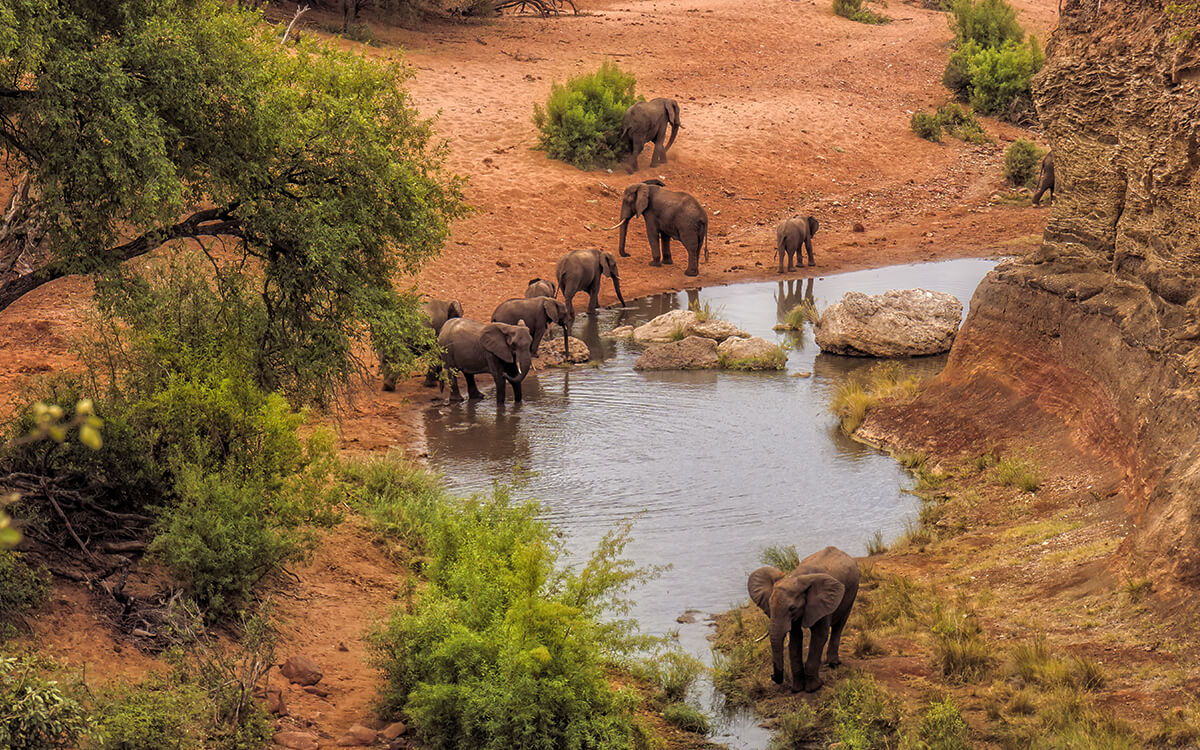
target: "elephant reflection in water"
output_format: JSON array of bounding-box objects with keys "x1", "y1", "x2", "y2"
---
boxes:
[
  {"x1": 423, "y1": 399, "x2": 534, "y2": 467},
  {"x1": 775, "y1": 277, "x2": 815, "y2": 326}
]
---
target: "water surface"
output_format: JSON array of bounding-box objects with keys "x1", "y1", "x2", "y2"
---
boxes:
[{"x1": 422, "y1": 259, "x2": 996, "y2": 747}]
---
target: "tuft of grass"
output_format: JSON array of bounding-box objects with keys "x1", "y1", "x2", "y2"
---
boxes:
[
  {"x1": 661, "y1": 702, "x2": 711, "y2": 735},
  {"x1": 971, "y1": 449, "x2": 999, "y2": 472},
  {"x1": 687, "y1": 299, "x2": 722, "y2": 323},
  {"x1": 991, "y1": 455, "x2": 1040, "y2": 492},
  {"x1": 761, "y1": 544, "x2": 801, "y2": 572},
  {"x1": 1151, "y1": 704, "x2": 1200, "y2": 748},
  {"x1": 930, "y1": 606, "x2": 993, "y2": 684},
  {"x1": 720, "y1": 345, "x2": 789, "y2": 371},
  {"x1": 866, "y1": 529, "x2": 888, "y2": 556},
  {"x1": 911, "y1": 112, "x2": 943, "y2": 142},
  {"x1": 821, "y1": 671, "x2": 902, "y2": 748},
  {"x1": 783, "y1": 300, "x2": 820, "y2": 330},
  {"x1": 916, "y1": 699, "x2": 971, "y2": 749},
  {"x1": 830, "y1": 363, "x2": 923, "y2": 434},
  {"x1": 833, "y1": 0, "x2": 891, "y2": 23},
  {"x1": 667, "y1": 324, "x2": 689, "y2": 342},
  {"x1": 895, "y1": 451, "x2": 928, "y2": 470},
  {"x1": 1008, "y1": 638, "x2": 1104, "y2": 691},
  {"x1": 857, "y1": 574, "x2": 922, "y2": 631},
  {"x1": 635, "y1": 649, "x2": 705, "y2": 705},
  {"x1": 1124, "y1": 577, "x2": 1153, "y2": 603},
  {"x1": 898, "y1": 517, "x2": 934, "y2": 551},
  {"x1": 853, "y1": 629, "x2": 887, "y2": 658},
  {"x1": 768, "y1": 704, "x2": 821, "y2": 749}
]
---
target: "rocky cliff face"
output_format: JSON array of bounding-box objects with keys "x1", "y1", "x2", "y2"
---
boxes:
[{"x1": 869, "y1": 0, "x2": 1200, "y2": 585}]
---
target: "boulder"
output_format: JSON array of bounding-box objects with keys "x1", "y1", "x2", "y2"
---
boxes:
[
  {"x1": 632, "y1": 310, "x2": 697, "y2": 342},
  {"x1": 689, "y1": 318, "x2": 749, "y2": 341},
  {"x1": 718, "y1": 336, "x2": 786, "y2": 369},
  {"x1": 274, "y1": 731, "x2": 319, "y2": 750},
  {"x1": 534, "y1": 336, "x2": 591, "y2": 366},
  {"x1": 280, "y1": 656, "x2": 323, "y2": 687},
  {"x1": 265, "y1": 687, "x2": 287, "y2": 716},
  {"x1": 814, "y1": 289, "x2": 963, "y2": 357},
  {"x1": 634, "y1": 336, "x2": 719, "y2": 370},
  {"x1": 337, "y1": 725, "x2": 378, "y2": 747},
  {"x1": 606, "y1": 325, "x2": 635, "y2": 338},
  {"x1": 381, "y1": 722, "x2": 408, "y2": 740}
]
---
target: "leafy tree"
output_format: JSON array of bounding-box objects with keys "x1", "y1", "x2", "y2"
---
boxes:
[{"x1": 0, "y1": 0, "x2": 466, "y2": 404}]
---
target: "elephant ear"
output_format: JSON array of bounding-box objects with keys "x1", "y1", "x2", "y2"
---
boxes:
[
  {"x1": 635, "y1": 184, "x2": 652, "y2": 216},
  {"x1": 800, "y1": 573, "x2": 845, "y2": 628},
  {"x1": 481, "y1": 324, "x2": 515, "y2": 363},
  {"x1": 449, "y1": 299, "x2": 464, "y2": 319},
  {"x1": 600, "y1": 252, "x2": 619, "y2": 278},
  {"x1": 807, "y1": 216, "x2": 819, "y2": 237},
  {"x1": 542, "y1": 297, "x2": 563, "y2": 323},
  {"x1": 747, "y1": 567, "x2": 785, "y2": 617}
]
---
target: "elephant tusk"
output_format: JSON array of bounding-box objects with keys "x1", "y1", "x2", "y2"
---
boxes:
[
  {"x1": 602, "y1": 219, "x2": 628, "y2": 231},
  {"x1": 753, "y1": 632, "x2": 769, "y2": 643}
]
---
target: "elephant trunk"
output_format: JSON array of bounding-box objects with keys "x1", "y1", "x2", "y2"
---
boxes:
[
  {"x1": 617, "y1": 215, "x2": 632, "y2": 257},
  {"x1": 506, "y1": 350, "x2": 533, "y2": 384},
  {"x1": 768, "y1": 613, "x2": 789, "y2": 685},
  {"x1": 563, "y1": 320, "x2": 571, "y2": 358},
  {"x1": 610, "y1": 274, "x2": 626, "y2": 307}
]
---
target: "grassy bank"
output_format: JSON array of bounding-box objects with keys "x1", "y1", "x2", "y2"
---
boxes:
[{"x1": 710, "y1": 448, "x2": 1200, "y2": 748}]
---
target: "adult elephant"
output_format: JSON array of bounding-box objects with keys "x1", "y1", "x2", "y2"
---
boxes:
[
  {"x1": 525, "y1": 278, "x2": 557, "y2": 299},
  {"x1": 612, "y1": 180, "x2": 708, "y2": 277},
  {"x1": 555, "y1": 248, "x2": 626, "y2": 327},
  {"x1": 1032, "y1": 152, "x2": 1055, "y2": 206},
  {"x1": 776, "y1": 216, "x2": 819, "y2": 273},
  {"x1": 438, "y1": 319, "x2": 533, "y2": 405},
  {"x1": 492, "y1": 296, "x2": 569, "y2": 357},
  {"x1": 747, "y1": 546, "x2": 860, "y2": 693},
  {"x1": 621, "y1": 97, "x2": 681, "y2": 173},
  {"x1": 382, "y1": 298, "x2": 463, "y2": 391}
]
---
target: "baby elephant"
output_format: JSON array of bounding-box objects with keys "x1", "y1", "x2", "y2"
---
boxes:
[
  {"x1": 525, "y1": 278, "x2": 557, "y2": 299},
  {"x1": 776, "y1": 216, "x2": 819, "y2": 273},
  {"x1": 492, "y1": 296, "x2": 569, "y2": 357},
  {"x1": 748, "y1": 546, "x2": 860, "y2": 693}
]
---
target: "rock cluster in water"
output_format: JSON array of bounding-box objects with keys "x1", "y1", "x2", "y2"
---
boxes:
[
  {"x1": 622, "y1": 310, "x2": 784, "y2": 371},
  {"x1": 814, "y1": 289, "x2": 962, "y2": 357}
]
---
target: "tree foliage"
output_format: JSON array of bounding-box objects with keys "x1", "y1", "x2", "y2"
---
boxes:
[{"x1": 0, "y1": 0, "x2": 466, "y2": 402}]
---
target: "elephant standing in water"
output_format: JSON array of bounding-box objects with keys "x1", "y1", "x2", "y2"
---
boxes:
[
  {"x1": 613, "y1": 180, "x2": 708, "y2": 277},
  {"x1": 525, "y1": 278, "x2": 557, "y2": 299},
  {"x1": 748, "y1": 546, "x2": 860, "y2": 693},
  {"x1": 492, "y1": 296, "x2": 569, "y2": 357},
  {"x1": 438, "y1": 319, "x2": 533, "y2": 405},
  {"x1": 1033, "y1": 152, "x2": 1055, "y2": 206},
  {"x1": 555, "y1": 248, "x2": 626, "y2": 327},
  {"x1": 382, "y1": 298, "x2": 463, "y2": 391},
  {"x1": 621, "y1": 97, "x2": 681, "y2": 173},
  {"x1": 776, "y1": 216, "x2": 819, "y2": 272}
]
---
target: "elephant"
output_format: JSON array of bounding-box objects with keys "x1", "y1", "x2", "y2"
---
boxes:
[
  {"x1": 492, "y1": 296, "x2": 569, "y2": 357},
  {"x1": 382, "y1": 298, "x2": 464, "y2": 391},
  {"x1": 748, "y1": 546, "x2": 860, "y2": 693},
  {"x1": 613, "y1": 180, "x2": 708, "y2": 277},
  {"x1": 621, "y1": 97, "x2": 681, "y2": 173},
  {"x1": 555, "y1": 248, "x2": 626, "y2": 327},
  {"x1": 438, "y1": 318, "x2": 533, "y2": 405},
  {"x1": 1032, "y1": 152, "x2": 1055, "y2": 206},
  {"x1": 776, "y1": 216, "x2": 819, "y2": 273},
  {"x1": 525, "y1": 278, "x2": 557, "y2": 299}
]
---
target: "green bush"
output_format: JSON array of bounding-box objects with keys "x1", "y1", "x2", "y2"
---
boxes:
[
  {"x1": 358, "y1": 455, "x2": 660, "y2": 750},
  {"x1": 533, "y1": 61, "x2": 639, "y2": 170},
  {"x1": 822, "y1": 672, "x2": 902, "y2": 749},
  {"x1": 833, "y1": 0, "x2": 890, "y2": 24},
  {"x1": 1003, "y1": 139, "x2": 1047, "y2": 188},
  {"x1": 92, "y1": 676, "x2": 205, "y2": 750},
  {"x1": 911, "y1": 113, "x2": 943, "y2": 142},
  {"x1": 942, "y1": 41, "x2": 979, "y2": 101},
  {"x1": 661, "y1": 702, "x2": 711, "y2": 734},
  {"x1": 966, "y1": 37, "x2": 1044, "y2": 116},
  {"x1": 949, "y1": 0, "x2": 1023, "y2": 48},
  {"x1": 0, "y1": 656, "x2": 94, "y2": 750},
  {"x1": 0, "y1": 551, "x2": 50, "y2": 638},
  {"x1": 769, "y1": 704, "x2": 821, "y2": 748},
  {"x1": 634, "y1": 649, "x2": 704, "y2": 704},
  {"x1": 916, "y1": 699, "x2": 971, "y2": 749}
]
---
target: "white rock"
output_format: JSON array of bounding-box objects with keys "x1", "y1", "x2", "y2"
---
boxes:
[
  {"x1": 689, "y1": 318, "x2": 750, "y2": 341},
  {"x1": 718, "y1": 336, "x2": 785, "y2": 369},
  {"x1": 814, "y1": 289, "x2": 963, "y2": 357},
  {"x1": 632, "y1": 310, "x2": 698, "y2": 342}
]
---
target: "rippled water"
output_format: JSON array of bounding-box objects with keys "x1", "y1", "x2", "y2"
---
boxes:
[{"x1": 422, "y1": 259, "x2": 997, "y2": 748}]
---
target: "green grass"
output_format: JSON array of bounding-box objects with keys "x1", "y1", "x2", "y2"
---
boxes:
[
  {"x1": 916, "y1": 699, "x2": 972, "y2": 749},
  {"x1": 991, "y1": 456, "x2": 1041, "y2": 492},
  {"x1": 782, "y1": 300, "x2": 820, "y2": 330},
  {"x1": 688, "y1": 299, "x2": 723, "y2": 323},
  {"x1": 831, "y1": 363, "x2": 923, "y2": 434},
  {"x1": 821, "y1": 671, "x2": 902, "y2": 748},
  {"x1": 930, "y1": 606, "x2": 993, "y2": 684},
  {"x1": 719, "y1": 345, "x2": 789, "y2": 371},
  {"x1": 833, "y1": 0, "x2": 890, "y2": 23},
  {"x1": 761, "y1": 544, "x2": 801, "y2": 572},
  {"x1": 661, "y1": 702, "x2": 711, "y2": 734},
  {"x1": 768, "y1": 704, "x2": 821, "y2": 749},
  {"x1": 866, "y1": 529, "x2": 888, "y2": 556}
]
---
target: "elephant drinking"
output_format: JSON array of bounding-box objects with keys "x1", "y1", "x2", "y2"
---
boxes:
[{"x1": 555, "y1": 248, "x2": 626, "y2": 327}]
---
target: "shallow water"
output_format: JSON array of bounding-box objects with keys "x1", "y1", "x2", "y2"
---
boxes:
[{"x1": 422, "y1": 259, "x2": 997, "y2": 748}]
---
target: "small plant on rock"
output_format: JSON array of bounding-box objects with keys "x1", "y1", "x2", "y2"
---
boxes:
[{"x1": 834, "y1": 0, "x2": 890, "y2": 23}]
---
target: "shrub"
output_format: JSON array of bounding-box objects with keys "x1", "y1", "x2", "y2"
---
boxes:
[
  {"x1": 966, "y1": 37, "x2": 1044, "y2": 116},
  {"x1": 533, "y1": 61, "x2": 639, "y2": 169},
  {"x1": 661, "y1": 702, "x2": 711, "y2": 734},
  {"x1": 92, "y1": 676, "x2": 205, "y2": 750},
  {"x1": 769, "y1": 704, "x2": 820, "y2": 748},
  {"x1": 931, "y1": 607, "x2": 992, "y2": 683},
  {"x1": 943, "y1": 42, "x2": 978, "y2": 101},
  {"x1": 916, "y1": 699, "x2": 971, "y2": 749},
  {"x1": 991, "y1": 454, "x2": 1040, "y2": 492},
  {"x1": 911, "y1": 112, "x2": 943, "y2": 142},
  {"x1": 833, "y1": 0, "x2": 890, "y2": 24},
  {"x1": 637, "y1": 649, "x2": 704, "y2": 704},
  {"x1": 360, "y1": 455, "x2": 659, "y2": 749},
  {"x1": 0, "y1": 551, "x2": 50, "y2": 638},
  {"x1": 821, "y1": 672, "x2": 901, "y2": 749},
  {"x1": 935, "y1": 102, "x2": 991, "y2": 142},
  {"x1": 1003, "y1": 139, "x2": 1047, "y2": 188},
  {"x1": 949, "y1": 0, "x2": 1023, "y2": 49},
  {"x1": 0, "y1": 656, "x2": 94, "y2": 750}
]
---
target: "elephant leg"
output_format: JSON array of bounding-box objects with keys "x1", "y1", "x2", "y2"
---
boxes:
[
  {"x1": 464, "y1": 372, "x2": 485, "y2": 401},
  {"x1": 531, "y1": 328, "x2": 544, "y2": 357},
  {"x1": 803, "y1": 619, "x2": 831, "y2": 693},
  {"x1": 660, "y1": 233, "x2": 673, "y2": 264},
  {"x1": 626, "y1": 140, "x2": 640, "y2": 173},
  {"x1": 787, "y1": 247, "x2": 797, "y2": 272},
  {"x1": 646, "y1": 218, "x2": 662, "y2": 266},
  {"x1": 805, "y1": 237, "x2": 815, "y2": 267},
  {"x1": 682, "y1": 230, "x2": 700, "y2": 277},
  {"x1": 650, "y1": 130, "x2": 666, "y2": 166},
  {"x1": 447, "y1": 371, "x2": 464, "y2": 402},
  {"x1": 788, "y1": 623, "x2": 806, "y2": 693},
  {"x1": 587, "y1": 281, "x2": 600, "y2": 313},
  {"x1": 827, "y1": 609, "x2": 849, "y2": 668},
  {"x1": 511, "y1": 380, "x2": 523, "y2": 403},
  {"x1": 564, "y1": 290, "x2": 577, "y2": 328}
]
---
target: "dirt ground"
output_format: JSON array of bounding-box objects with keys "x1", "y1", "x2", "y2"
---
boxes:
[{"x1": 0, "y1": 0, "x2": 1066, "y2": 745}]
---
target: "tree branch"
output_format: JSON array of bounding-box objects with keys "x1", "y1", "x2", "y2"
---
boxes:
[{"x1": 0, "y1": 206, "x2": 243, "y2": 313}]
